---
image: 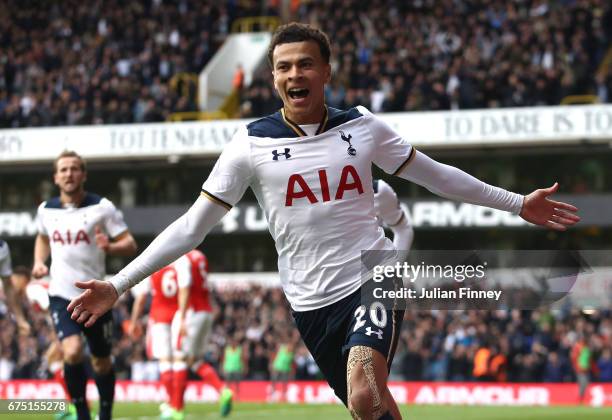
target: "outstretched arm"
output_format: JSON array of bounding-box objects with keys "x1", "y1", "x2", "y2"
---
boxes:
[
  {"x1": 68, "y1": 195, "x2": 228, "y2": 327},
  {"x1": 398, "y1": 150, "x2": 579, "y2": 230}
]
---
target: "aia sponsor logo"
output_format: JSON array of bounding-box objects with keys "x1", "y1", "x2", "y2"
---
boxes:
[
  {"x1": 285, "y1": 165, "x2": 364, "y2": 206},
  {"x1": 51, "y1": 230, "x2": 90, "y2": 245}
]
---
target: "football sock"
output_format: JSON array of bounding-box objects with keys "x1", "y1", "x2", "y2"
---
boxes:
[
  {"x1": 195, "y1": 362, "x2": 224, "y2": 392},
  {"x1": 159, "y1": 361, "x2": 174, "y2": 403},
  {"x1": 51, "y1": 362, "x2": 71, "y2": 400},
  {"x1": 64, "y1": 362, "x2": 90, "y2": 420},
  {"x1": 94, "y1": 368, "x2": 115, "y2": 420},
  {"x1": 171, "y1": 361, "x2": 188, "y2": 410}
]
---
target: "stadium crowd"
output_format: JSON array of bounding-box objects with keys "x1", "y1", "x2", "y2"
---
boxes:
[
  {"x1": 2, "y1": 1, "x2": 611, "y2": 127},
  {"x1": 241, "y1": 0, "x2": 612, "y2": 117},
  {"x1": 0, "y1": 0, "x2": 276, "y2": 128},
  {"x1": 1, "y1": 282, "x2": 610, "y2": 384}
]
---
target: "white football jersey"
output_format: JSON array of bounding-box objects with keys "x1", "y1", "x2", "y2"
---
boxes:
[
  {"x1": 26, "y1": 279, "x2": 50, "y2": 311},
  {"x1": 203, "y1": 106, "x2": 413, "y2": 310},
  {"x1": 36, "y1": 193, "x2": 129, "y2": 299},
  {"x1": 373, "y1": 179, "x2": 411, "y2": 229},
  {"x1": 0, "y1": 239, "x2": 12, "y2": 278}
]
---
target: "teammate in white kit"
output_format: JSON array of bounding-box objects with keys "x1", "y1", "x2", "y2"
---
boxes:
[
  {"x1": 68, "y1": 24, "x2": 580, "y2": 420},
  {"x1": 0, "y1": 240, "x2": 30, "y2": 336},
  {"x1": 9, "y1": 266, "x2": 78, "y2": 420},
  {"x1": 33, "y1": 151, "x2": 137, "y2": 420},
  {"x1": 373, "y1": 179, "x2": 413, "y2": 263}
]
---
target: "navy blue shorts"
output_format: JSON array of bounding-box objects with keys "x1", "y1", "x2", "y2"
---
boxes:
[
  {"x1": 292, "y1": 285, "x2": 404, "y2": 406},
  {"x1": 49, "y1": 296, "x2": 114, "y2": 358}
]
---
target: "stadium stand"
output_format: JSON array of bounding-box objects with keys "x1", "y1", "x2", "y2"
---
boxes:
[
  {"x1": 240, "y1": 0, "x2": 612, "y2": 117},
  {"x1": 3, "y1": 1, "x2": 611, "y2": 125},
  {"x1": 0, "y1": 0, "x2": 278, "y2": 128}
]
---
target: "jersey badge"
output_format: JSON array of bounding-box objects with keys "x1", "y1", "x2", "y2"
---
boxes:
[{"x1": 339, "y1": 130, "x2": 356, "y2": 156}]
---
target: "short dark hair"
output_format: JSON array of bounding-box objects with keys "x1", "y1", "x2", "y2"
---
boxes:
[
  {"x1": 267, "y1": 22, "x2": 331, "y2": 67},
  {"x1": 54, "y1": 150, "x2": 86, "y2": 172}
]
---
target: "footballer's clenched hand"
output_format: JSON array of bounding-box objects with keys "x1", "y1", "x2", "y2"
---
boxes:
[{"x1": 68, "y1": 279, "x2": 119, "y2": 328}]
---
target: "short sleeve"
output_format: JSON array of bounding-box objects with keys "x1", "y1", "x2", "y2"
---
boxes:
[
  {"x1": 173, "y1": 255, "x2": 193, "y2": 288},
  {"x1": 202, "y1": 127, "x2": 253, "y2": 209},
  {"x1": 101, "y1": 198, "x2": 130, "y2": 239},
  {"x1": 36, "y1": 203, "x2": 48, "y2": 236},
  {"x1": 358, "y1": 106, "x2": 414, "y2": 175},
  {"x1": 374, "y1": 180, "x2": 405, "y2": 227},
  {"x1": 0, "y1": 241, "x2": 12, "y2": 277}
]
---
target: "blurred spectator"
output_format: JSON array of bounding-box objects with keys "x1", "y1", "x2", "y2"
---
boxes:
[
  {"x1": 223, "y1": 335, "x2": 246, "y2": 394},
  {"x1": 400, "y1": 339, "x2": 423, "y2": 380},
  {"x1": 598, "y1": 348, "x2": 612, "y2": 382},
  {"x1": 269, "y1": 336, "x2": 295, "y2": 401},
  {"x1": 447, "y1": 344, "x2": 471, "y2": 382},
  {"x1": 544, "y1": 352, "x2": 568, "y2": 382},
  {"x1": 233, "y1": 64, "x2": 245, "y2": 97},
  {"x1": 12, "y1": 335, "x2": 38, "y2": 378},
  {"x1": 571, "y1": 334, "x2": 593, "y2": 401},
  {"x1": 248, "y1": 342, "x2": 270, "y2": 380},
  {"x1": 489, "y1": 345, "x2": 508, "y2": 382},
  {"x1": 473, "y1": 345, "x2": 492, "y2": 381},
  {"x1": 294, "y1": 344, "x2": 320, "y2": 380}
]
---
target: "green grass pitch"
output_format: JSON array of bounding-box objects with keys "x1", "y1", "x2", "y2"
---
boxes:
[{"x1": 7, "y1": 403, "x2": 612, "y2": 419}]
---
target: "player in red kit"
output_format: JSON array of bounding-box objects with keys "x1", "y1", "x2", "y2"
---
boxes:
[
  {"x1": 130, "y1": 261, "x2": 179, "y2": 419},
  {"x1": 131, "y1": 250, "x2": 231, "y2": 419},
  {"x1": 171, "y1": 250, "x2": 232, "y2": 418}
]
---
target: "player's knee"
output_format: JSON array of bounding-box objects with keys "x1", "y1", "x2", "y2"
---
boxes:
[
  {"x1": 91, "y1": 356, "x2": 112, "y2": 374},
  {"x1": 173, "y1": 350, "x2": 186, "y2": 362},
  {"x1": 347, "y1": 346, "x2": 387, "y2": 420},
  {"x1": 45, "y1": 341, "x2": 63, "y2": 363},
  {"x1": 348, "y1": 383, "x2": 374, "y2": 419},
  {"x1": 61, "y1": 337, "x2": 83, "y2": 364}
]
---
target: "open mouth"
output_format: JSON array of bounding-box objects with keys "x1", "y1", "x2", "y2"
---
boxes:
[{"x1": 288, "y1": 88, "x2": 309, "y2": 99}]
